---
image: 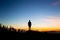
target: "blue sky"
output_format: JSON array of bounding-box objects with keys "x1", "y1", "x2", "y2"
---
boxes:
[{"x1": 0, "y1": 0, "x2": 60, "y2": 30}]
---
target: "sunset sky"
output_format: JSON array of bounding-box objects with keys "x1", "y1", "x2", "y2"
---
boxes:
[{"x1": 0, "y1": 0, "x2": 60, "y2": 31}]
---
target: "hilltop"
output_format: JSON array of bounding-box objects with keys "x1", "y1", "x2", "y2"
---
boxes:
[
  {"x1": 0, "y1": 24, "x2": 60, "y2": 40},
  {"x1": 0, "y1": 30, "x2": 60, "y2": 40}
]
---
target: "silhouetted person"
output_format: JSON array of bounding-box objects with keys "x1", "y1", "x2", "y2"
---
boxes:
[{"x1": 28, "y1": 20, "x2": 32, "y2": 30}]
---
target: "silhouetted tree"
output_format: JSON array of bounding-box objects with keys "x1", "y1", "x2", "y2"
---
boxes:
[
  {"x1": 18, "y1": 29, "x2": 20, "y2": 32},
  {"x1": 0, "y1": 24, "x2": 2, "y2": 27},
  {"x1": 9, "y1": 26, "x2": 12, "y2": 31},
  {"x1": 3, "y1": 25, "x2": 5, "y2": 28}
]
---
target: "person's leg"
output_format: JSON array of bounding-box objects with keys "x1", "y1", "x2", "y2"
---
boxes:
[{"x1": 29, "y1": 27, "x2": 31, "y2": 30}]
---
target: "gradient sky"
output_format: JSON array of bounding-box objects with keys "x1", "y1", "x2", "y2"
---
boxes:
[{"x1": 0, "y1": 0, "x2": 60, "y2": 31}]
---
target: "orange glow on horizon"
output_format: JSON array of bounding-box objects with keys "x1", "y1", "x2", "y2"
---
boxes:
[{"x1": 13, "y1": 26, "x2": 60, "y2": 32}]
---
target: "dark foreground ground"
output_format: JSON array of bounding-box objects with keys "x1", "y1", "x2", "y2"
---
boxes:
[
  {"x1": 0, "y1": 30, "x2": 60, "y2": 40},
  {"x1": 0, "y1": 25, "x2": 60, "y2": 40}
]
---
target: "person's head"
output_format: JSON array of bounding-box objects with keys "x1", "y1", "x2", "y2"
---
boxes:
[{"x1": 29, "y1": 20, "x2": 31, "y2": 22}]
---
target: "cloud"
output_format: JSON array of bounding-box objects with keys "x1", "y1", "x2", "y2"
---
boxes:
[
  {"x1": 43, "y1": 16, "x2": 60, "y2": 27},
  {"x1": 52, "y1": 0, "x2": 60, "y2": 6}
]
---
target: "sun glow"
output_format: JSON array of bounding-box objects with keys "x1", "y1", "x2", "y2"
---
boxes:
[{"x1": 12, "y1": 26, "x2": 60, "y2": 32}]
